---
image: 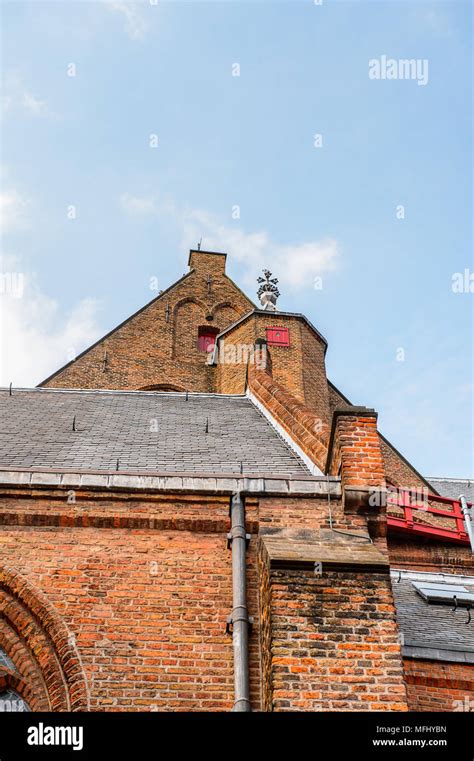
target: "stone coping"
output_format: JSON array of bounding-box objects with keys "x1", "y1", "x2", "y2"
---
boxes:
[{"x1": 0, "y1": 469, "x2": 341, "y2": 497}]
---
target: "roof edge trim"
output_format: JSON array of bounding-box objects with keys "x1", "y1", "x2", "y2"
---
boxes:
[
  {"x1": 247, "y1": 388, "x2": 324, "y2": 476},
  {"x1": 0, "y1": 469, "x2": 341, "y2": 496}
]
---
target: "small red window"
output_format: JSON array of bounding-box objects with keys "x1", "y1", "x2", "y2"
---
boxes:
[
  {"x1": 266, "y1": 327, "x2": 290, "y2": 347},
  {"x1": 197, "y1": 327, "x2": 219, "y2": 352}
]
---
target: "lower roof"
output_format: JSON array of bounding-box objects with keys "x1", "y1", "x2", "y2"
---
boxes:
[
  {"x1": 392, "y1": 570, "x2": 474, "y2": 663},
  {"x1": 428, "y1": 478, "x2": 474, "y2": 503},
  {"x1": 0, "y1": 388, "x2": 319, "y2": 478}
]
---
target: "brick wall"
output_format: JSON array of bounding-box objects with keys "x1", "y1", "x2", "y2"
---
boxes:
[
  {"x1": 258, "y1": 552, "x2": 408, "y2": 711},
  {"x1": 41, "y1": 250, "x2": 253, "y2": 392},
  {"x1": 326, "y1": 408, "x2": 386, "y2": 529},
  {"x1": 388, "y1": 537, "x2": 474, "y2": 574},
  {"x1": 256, "y1": 492, "x2": 407, "y2": 711},
  {"x1": 300, "y1": 321, "x2": 331, "y2": 426},
  {"x1": 0, "y1": 564, "x2": 89, "y2": 711},
  {"x1": 216, "y1": 318, "x2": 257, "y2": 395},
  {"x1": 248, "y1": 368, "x2": 388, "y2": 527},
  {"x1": 404, "y1": 659, "x2": 474, "y2": 711},
  {"x1": 0, "y1": 489, "x2": 261, "y2": 712},
  {"x1": 0, "y1": 485, "x2": 411, "y2": 713},
  {"x1": 216, "y1": 313, "x2": 330, "y2": 422}
]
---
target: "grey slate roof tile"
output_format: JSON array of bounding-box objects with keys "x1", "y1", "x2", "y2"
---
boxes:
[
  {"x1": 0, "y1": 388, "x2": 313, "y2": 477},
  {"x1": 392, "y1": 575, "x2": 474, "y2": 657},
  {"x1": 428, "y1": 478, "x2": 474, "y2": 503}
]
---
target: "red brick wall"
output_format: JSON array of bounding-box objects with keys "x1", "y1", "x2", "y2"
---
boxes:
[
  {"x1": 404, "y1": 659, "x2": 474, "y2": 711},
  {"x1": 327, "y1": 409, "x2": 385, "y2": 490},
  {"x1": 248, "y1": 366, "x2": 330, "y2": 472},
  {"x1": 0, "y1": 489, "x2": 261, "y2": 712},
  {"x1": 217, "y1": 313, "x2": 330, "y2": 422},
  {"x1": 0, "y1": 565, "x2": 89, "y2": 711},
  {"x1": 259, "y1": 552, "x2": 407, "y2": 711},
  {"x1": 256, "y1": 492, "x2": 406, "y2": 711},
  {"x1": 0, "y1": 486, "x2": 411, "y2": 713},
  {"x1": 388, "y1": 537, "x2": 474, "y2": 574}
]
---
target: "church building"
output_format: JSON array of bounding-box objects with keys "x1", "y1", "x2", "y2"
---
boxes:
[{"x1": 0, "y1": 248, "x2": 472, "y2": 712}]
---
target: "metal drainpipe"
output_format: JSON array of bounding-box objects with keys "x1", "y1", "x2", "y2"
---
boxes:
[
  {"x1": 227, "y1": 490, "x2": 252, "y2": 711},
  {"x1": 460, "y1": 494, "x2": 474, "y2": 554}
]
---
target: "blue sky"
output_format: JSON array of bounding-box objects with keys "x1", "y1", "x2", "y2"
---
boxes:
[{"x1": 0, "y1": 0, "x2": 472, "y2": 478}]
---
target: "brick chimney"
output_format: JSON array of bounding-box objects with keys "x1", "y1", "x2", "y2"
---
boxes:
[{"x1": 188, "y1": 249, "x2": 227, "y2": 275}]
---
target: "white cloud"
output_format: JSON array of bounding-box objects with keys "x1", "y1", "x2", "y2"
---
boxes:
[
  {"x1": 120, "y1": 192, "x2": 158, "y2": 215},
  {"x1": 103, "y1": 1, "x2": 148, "y2": 40},
  {"x1": 21, "y1": 92, "x2": 48, "y2": 116},
  {"x1": 1, "y1": 73, "x2": 51, "y2": 119},
  {"x1": 0, "y1": 188, "x2": 28, "y2": 234},
  {"x1": 119, "y1": 193, "x2": 341, "y2": 290},
  {"x1": 182, "y1": 208, "x2": 340, "y2": 289},
  {"x1": 0, "y1": 257, "x2": 102, "y2": 387}
]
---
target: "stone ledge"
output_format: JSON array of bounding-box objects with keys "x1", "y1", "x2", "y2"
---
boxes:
[{"x1": 259, "y1": 528, "x2": 390, "y2": 572}]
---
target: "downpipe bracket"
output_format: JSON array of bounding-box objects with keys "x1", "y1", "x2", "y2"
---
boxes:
[
  {"x1": 226, "y1": 612, "x2": 254, "y2": 635},
  {"x1": 227, "y1": 531, "x2": 251, "y2": 550}
]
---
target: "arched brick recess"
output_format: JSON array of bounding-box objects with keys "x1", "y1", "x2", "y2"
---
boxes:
[
  {"x1": 172, "y1": 298, "x2": 208, "y2": 358},
  {"x1": 0, "y1": 566, "x2": 89, "y2": 711},
  {"x1": 211, "y1": 301, "x2": 239, "y2": 327}
]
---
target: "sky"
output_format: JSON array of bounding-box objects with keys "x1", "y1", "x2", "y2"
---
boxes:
[{"x1": 0, "y1": 0, "x2": 472, "y2": 478}]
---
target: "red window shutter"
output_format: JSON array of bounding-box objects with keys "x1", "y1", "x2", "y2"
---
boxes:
[
  {"x1": 198, "y1": 331, "x2": 217, "y2": 352},
  {"x1": 266, "y1": 327, "x2": 290, "y2": 347}
]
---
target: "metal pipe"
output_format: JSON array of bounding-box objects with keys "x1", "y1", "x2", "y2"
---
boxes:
[
  {"x1": 229, "y1": 490, "x2": 251, "y2": 711},
  {"x1": 460, "y1": 495, "x2": 474, "y2": 554}
]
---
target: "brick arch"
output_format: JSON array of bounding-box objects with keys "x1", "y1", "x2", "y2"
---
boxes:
[
  {"x1": 0, "y1": 617, "x2": 49, "y2": 711},
  {"x1": 0, "y1": 670, "x2": 30, "y2": 702},
  {"x1": 172, "y1": 297, "x2": 209, "y2": 359},
  {"x1": 211, "y1": 301, "x2": 239, "y2": 329},
  {"x1": 0, "y1": 566, "x2": 89, "y2": 711},
  {"x1": 173, "y1": 296, "x2": 209, "y2": 317},
  {"x1": 139, "y1": 384, "x2": 186, "y2": 392}
]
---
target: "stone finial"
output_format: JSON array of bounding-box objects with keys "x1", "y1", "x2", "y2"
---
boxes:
[{"x1": 257, "y1": 270, "x2": 280, "y2": 311}]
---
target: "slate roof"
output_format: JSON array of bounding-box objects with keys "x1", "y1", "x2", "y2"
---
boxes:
[
  {"x1": 428, "y1": 478, "x2": 474, "y2": 503},
  {"x1": 0, "y1": 388, "x2": 317, "y2": 477},
  {"x1": 392, "y1": 572, "x2": 474, "y2": 663}
]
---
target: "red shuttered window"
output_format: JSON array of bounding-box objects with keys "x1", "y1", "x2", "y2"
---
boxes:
[
  {"x1": 266, "y1": 327, "x2": 290, "y2": 347},
  {"x1": 197, "y1": 328, "x2": 219, "y2": 352}
]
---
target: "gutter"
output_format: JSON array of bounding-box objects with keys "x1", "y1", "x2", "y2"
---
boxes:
[{"x1": 0, "y1": 469, "x2": 341, "y2": 497}]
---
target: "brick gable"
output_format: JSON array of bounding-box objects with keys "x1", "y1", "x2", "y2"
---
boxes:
[{"x1": 40, "y1": 250, "x2": 253, "y2": 392}]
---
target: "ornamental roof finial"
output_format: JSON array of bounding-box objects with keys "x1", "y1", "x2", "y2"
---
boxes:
[{"x1": 257, "y1": 269, "x2": 280, "y2": 311}]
